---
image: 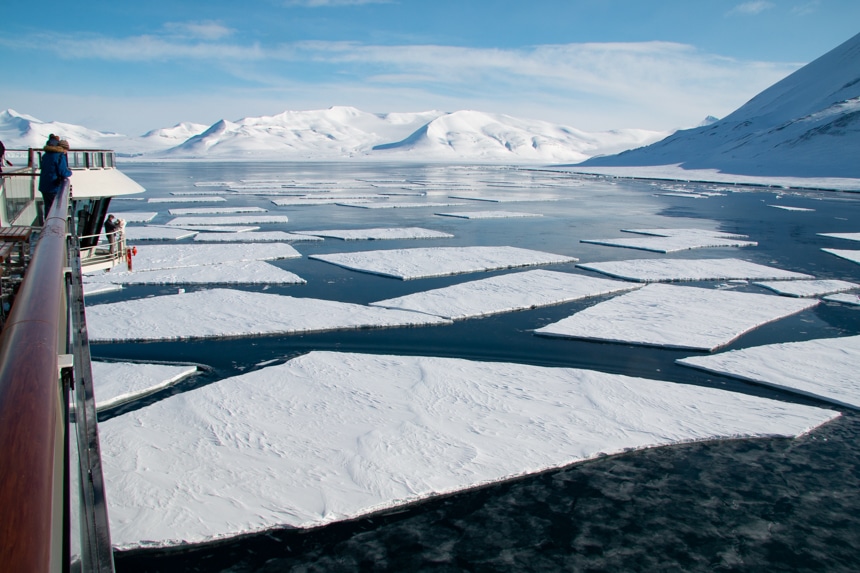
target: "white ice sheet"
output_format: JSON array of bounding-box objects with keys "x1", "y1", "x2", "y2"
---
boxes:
[
  {"x1": 100, "y1": 351, "x2": 838, "y2": 550},
  {"x1": 818, "y1": 233, "x2": 860, "y2": 243},
  {"x1": 83, "y1": 283, "x2": 122, "y2": 296},
  {"x1": 677, "y1": 336, "x2": 860, "y2": 410},
  {"x1": 769, "y1": 205, "x2": 815, "y2": 212},
  {"x1": 581, "y1": 234, "x2": 757, "y2": 253},
  {"x1": 269, "y1": 197, "x2": 372, "y2": 206},
  {"x1": 534, "y1": 283, "x2": 818, "y2": 351},
  {"x1": 149, "y1": 197, "x2": 226, "y2": 203},
  {"x1": 371, "y1": 270, "x2": 640, "y2": 319},
  {"x1": 86, "y1": 289, "x2": 451, "y2": 342},
  {"x1": 435, "y1": 211, "x2": 543, "y2": 219},
  {"x1": 124, "y1": 227, "x2": 198, "y2": 241},
  {"x1": 92, "y1": 362, "x2": 198, "y2": 411},
  {"x1": 193, "y1": 231, "x2": 323, "y2": 243},
  {"x1": 168, "y1": 207, "x2": 268, "y2": 215},
  {"x1": 822, "y1": 249, "x2": 860, "y2": 265},
  {"x1": 166, "y1": 216, "x2": 290, "y2": 226},
  {"x1": 129, "y1": 243, "x2": 301, "y2": 272},
  {"x1": 83, "y1": 261, "x2": 306, "y2": 286},
  {"x1": 824, "y1": 292, "x2": 860, "y2": 305},
  {"x1": 343, "y1": 202, "x2": 468, "y2": 209},
  {"x1": 109, "y1": 212, "x2": 157, "y2": 223},
  {"x1": 310, "y1": 246, "x2": 577, "y2": 280},
  {"x1": 577, "y1": 258, "x2": 814, "y2": 282},
  {"x1": 753, "y1": 279, "x2": 859, "y2": 297},
  {"x1": 300, "y1": 227, "x2": 453, "y2": 240}
]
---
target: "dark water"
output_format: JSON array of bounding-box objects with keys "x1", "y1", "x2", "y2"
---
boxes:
[{"x1": 98, "y1": 163, "x2": 860, "y2": 572}]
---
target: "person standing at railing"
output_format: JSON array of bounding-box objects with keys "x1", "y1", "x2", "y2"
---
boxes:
[
  {"x1": 37, "y1": 136, "x2": 72, "y2": 218},
  {"x1": 0, "y1": 139, "x2": 12, "y2": 172},
  {"x1": 104, "y1": 214, "x2": 121, "y2": 254}
]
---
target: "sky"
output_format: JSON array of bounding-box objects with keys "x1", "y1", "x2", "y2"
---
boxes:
[{"x1": 2, "y1": 0, "x2": 858, "y2": 136}]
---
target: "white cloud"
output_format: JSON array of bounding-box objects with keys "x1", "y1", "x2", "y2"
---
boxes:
[
  {"x1": 727, "y1": 1, "x2": 775, "y2": 15},
  {"x1": 163, "y1": 21, "x2": 235, "y2": 41},
  {"x1": 791, "y1": 1, "x2": 821, "y2": 16}
]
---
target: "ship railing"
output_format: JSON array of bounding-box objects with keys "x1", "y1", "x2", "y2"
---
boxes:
[
  {"x1": 79, "y1": 230, "x2": 127, "y2": 272},
  {"x1": 0, "y1": 180, "x2": 116, "y2": 572}
]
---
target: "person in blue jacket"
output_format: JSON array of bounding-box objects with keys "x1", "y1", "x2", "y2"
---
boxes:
[{"x1": 38, "y1": 135, "x2": 72, "y2": 219}]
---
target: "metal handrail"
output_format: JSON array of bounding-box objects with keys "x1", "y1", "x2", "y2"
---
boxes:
[{"x1": 0, "y1": 179, "x2": 72, "y2": 571}]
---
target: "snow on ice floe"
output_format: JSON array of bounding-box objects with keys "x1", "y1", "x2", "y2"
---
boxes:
[
  {"x1": 124, "y1": 227, "x2": 198, "y2": 241},
  {"x1": 435, "y1": 211, "x2": 543, "y2": 220},
  {"x1": 824, "y1": 292, "x2": 860, "y2": 305},
  {"x1": 166, "y1": 215, "x2": 290, "y2": 226},
  {"x1": 82, "y1": 261, "x2": 305, "y2": 286},
  {"x1": 753, "y1": 279, "x2": 859, "y2": 297},
  {"x1": 167, "y1": 206, "x2": 268, "y2": 215},
  {"x1": 149, "y1": 197, "x2": 226, "y2": 204},
  {"x1": 819, "y1": 233, "x2": 860, "y2": 243},
  {"x1": 123, "y1": 243, "x2": 301, "y2": 272},
  {"x1": 581, "y1": 228, "x2": 757, "y2": 253},
  {"x1": 342, "y1": 201, "x2": 468, "y2": 209},
  {"x1": 310, "y1": 246, "x2": 577, "y2": 280},
  {"x1": 822, "y1": 249, "x2": 860, "y2": 265},
  {"x1": 83, "y1": 282, "x2": 122, "y2": 296},
  {"x1": 192, "y1": 231, "x2": 322, "y2": 243},
  {"x1": 92, "y1": 362, "x2": 198, "y2": 411},
  {"x1": 109, "y1": 212, "x2": 157, "y2": 223},
  {"x1": 534, "y1": 283, "x2": 818, "y2": 351},
  {"x1": 269, "y1": 197, "x2": 372, "y2": 206},
  {"x1": 86, "y1": 289, "x2": 450, "y2": 343},
  {"x1": 577, "y1": 257, "x2": 814, "y2": 283},
  {"x1": 447, "y1": 195, "x2": 557, "y2": 203},
  {"x1": 677, "y1": 335, "x2": 860, "y2": 410},
  {"x1": 371, "y1": 270, "x2": 640, "y2": 320},
  {"x1": 166, "y1": 225, "x2": 259, "y2": 233},
  {"x1": 100, "y1": 351, "x2": 839, "y2": 550},
  {"x1": 300, "y1": 227, "x2": 453, "y2": 240},
  {"x1": 769, "y1": 205, "x2": 815, "y2": 212}
]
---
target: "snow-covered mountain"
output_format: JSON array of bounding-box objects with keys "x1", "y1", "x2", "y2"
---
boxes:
[
  {"x1": 581, "y1": 32, "x2": 860, "y2": 178},
  {"x1": 0, "y1": 106, "x2": 668, "y2": 163}
]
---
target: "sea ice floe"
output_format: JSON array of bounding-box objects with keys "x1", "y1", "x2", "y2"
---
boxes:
[
  {"x1": 818, "y1": 232, "x2": 860, "y2": 243},
  {"x1": 168, "y1": 206, "x2": 268, "y2": 215},
  {"x1": 149, "y1": 197, "x2": 226, "y2": 203},
  {"x1": 581, "y1": 229, "x2": 757, "y2": 253},
  {"x1": 92, "y1": 362, "x2": 198, "y2": 411},
  {"x1": 655, "y1": 192, "x2": 708, "y2": 198},
  {"x1": 86, "y1": 289, "x2": 450, "y2": 342},
  {"x1": 124, "y1": 227, "x2": 198, "y2": 241},
  {"x1": 82, "y1": 283, "x2": 122, "y2": 296},
  {"x1": 435, "y1": 211, "x2": 543, "y2": 219},
  {"x1": 109, "y1": 212, "x2": 157, "y2": 223},
  {"x1": 310, "y1": 246, "x2": 577, "y2": 280},
  {"x1": 342, "y1": 202, "x2": 468, "y2": 209},
  {"x1": 534, "y1": 283, "x2": 818, "y2": 351},
  {"x1": 125, "y1": 243, "x2": 301, "y2": 272},
  {"x1": 822, "y1": 248, "x2": 860, "y2": 265},
  {"x1": 193, "y1": 231, "x2": 322, "y2": 243},
  {"x1": 371, "y1": 270, "x2": 640, "y2": 320},
  {"x1": 753, "y1": 279, "x2": 859, "y2": 297},
  {"x1": 769, "y1": 205, "x2": 815, "y2": 212},
  {"x1": 166, "y1": 215, "x2": 290, "y2": 226},
  {"x1": 300, "y1": 227, "x2": 453, "y2": 240},
  {"x1": 677, "y1": 335, "x2": 860, "y2": 410},
  {"x1": 621, "y1": 228, "x2": 749, "y2": 239},
  {"x1": 824, "y1": 292, "x2": 860, "y2": 305},
  {"x1": 166, "y1": 225, "x2": 259, "y2": 233},
  {"x1": 100, "y1": 351, "x2": 838, "y2": 550},
  {"x1": 577, "y1": 257, "x2": 814, "y2": 282},
  {"x1": 447, "y1": 195, "x2": 556, "y2": 203},
  {"x1": 269, "y1": 197, "x2": 373, "y2": 206},
  {"x1": 82, "y1": 261, "x2": 306, "y2": 286}
]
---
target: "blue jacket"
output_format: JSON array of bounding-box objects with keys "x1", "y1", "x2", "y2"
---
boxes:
[{"x1": 39, "y1": 148, "x2": 72, "y2": 194}]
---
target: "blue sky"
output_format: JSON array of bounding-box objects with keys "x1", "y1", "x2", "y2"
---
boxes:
[{"x1": 2, "y1": 0, "x2": 857, "y2": 135}]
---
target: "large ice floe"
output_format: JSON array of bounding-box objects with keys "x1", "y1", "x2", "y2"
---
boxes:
[
  {"x1": 99, "y1": 351, "x2": 839, "y2": 550},
  {"x1": 86, "y1": 289, "x2": 450, "y2": 342},
  {"x1": 577, "y1": 257, "x2": 814, "y2": 282},
  {"x1": 342, "y1": 201, "x2": 468, "y2": 209},
  {"x1": 192, "y1": 231, "x2": 323, "y2": 243},
  {"x1": 677, "y1": 335, "x2": 860, "y2": 410},
  {"x1": 822, "y1": 248, "x2": 860, "y2": 265},
  {"x1": 123, "y1": 243, "x2": 301, "y2": 272},
  {"x1": 435, "y1": 211, "x2": 542, "y2": 219},
  {"x1": 310, "y1": 246, "x2": 577, "y2": 280},
  {"x1": 769, "y1": 205, "x2": 815, "y2": 212},
  {"x1": 82, "y1": 261, "x2": 305, "y2": 286},
  {"x1": 753, "y1": 279, "x2": 859, "y2": 297},
  {"x1": 824, "y1": 292, "x2": 860, "y2": 305},
  {"x1": 299, "y1": 227, "x2": 453, "y2": 240},
  {"x1": 371, "y1": 270, "x2": 639, "y2": 320},
  {"x1": 534, "y1": 283, "x2": 818, "y2": 351},
  {"x1": 110, "y1": 212, "x2": 158, "y2": 223},
  {"x1": 91, "y1": 361, "x2": 198, "y2": 411},
  {"x1": 165, "y1": 215, "x2": 290, "y2": 226},
  {"x1": 581, "y1": 228, "x2": 758, "y2": 253},
  {"x1": 818, "y1": 232, "x2": 860, "y2": 242},
  {"x1": 167, "y1": 206, "x2": 269, "y2": 215},
  {"x1": 149, "y1": 197, "x2": 226, "y2": 203},
  {"x1": 124, "y1": 226, "x2": 198, "y2": 241}
]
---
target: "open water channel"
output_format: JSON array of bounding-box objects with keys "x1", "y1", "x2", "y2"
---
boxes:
[{"x1": 92, "y1": 162, "x2": 859, "y2": 572}]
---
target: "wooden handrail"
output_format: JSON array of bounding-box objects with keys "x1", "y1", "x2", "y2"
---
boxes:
[{"x1": 0, "y1": 180, "x2": 71, "y2": 572}]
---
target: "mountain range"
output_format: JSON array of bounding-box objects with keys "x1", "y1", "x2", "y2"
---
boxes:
[
  {"x1": 0, "y1": 107, "x2": 668, "y2": 164},
  {"x1": 582, "y1": 32, "x2": 860, "y2": 178}
]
